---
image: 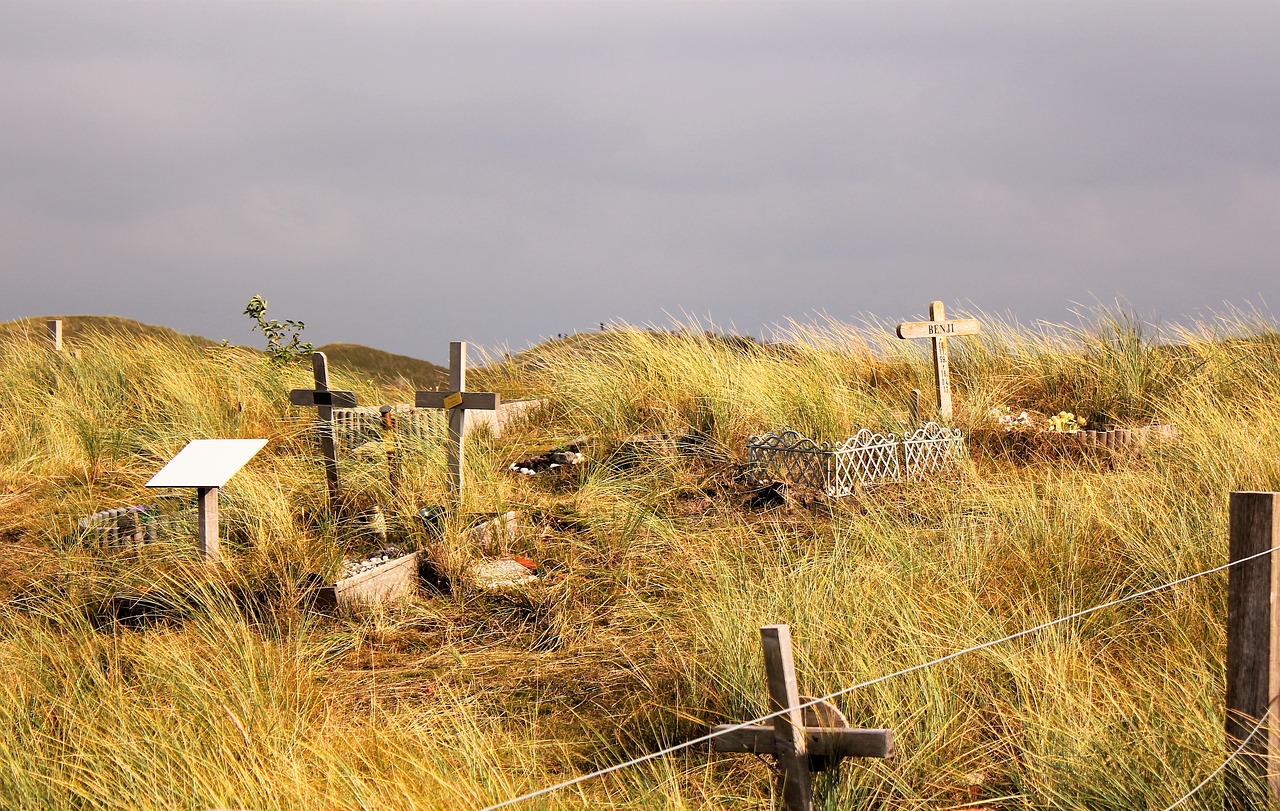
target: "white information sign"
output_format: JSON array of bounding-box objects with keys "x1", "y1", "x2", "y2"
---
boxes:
[{"x1": 146, "y1": 439, "x2": 268, "y2": 489}]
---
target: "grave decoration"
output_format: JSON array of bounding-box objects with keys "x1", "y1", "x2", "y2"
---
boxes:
[
  {"x1": 746, "y1": 423, "x2": 964, "y2": 497},
  {"x1": 895, "y1": 301, "x2": 981, "y2": 422},
  {"x1": 975, "y1": 407, "x2": 1177, "y2": 458},
  {"x1": 510, "y1": 438, "x2": 587, "y2": 476},
  {"x1": 326, "y1": 548, "x2": 423, "y2": 607},
  {"x1": 145, "y1": 438, "x2": 268, "y2": 562},
  {"x1": 712, "y1": 625, "x2": 894, "y2": 811}
]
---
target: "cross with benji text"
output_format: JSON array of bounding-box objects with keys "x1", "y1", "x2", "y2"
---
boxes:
[
  {"x1": 895, "y1": 301, "x2": 981, "y2": 422},
  {"x1": 415, "y1": 342, "x2": 499, "y2": 502}
]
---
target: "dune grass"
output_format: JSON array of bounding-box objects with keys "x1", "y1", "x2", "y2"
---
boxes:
[{"x1": 0, "y1": 307, "x2": 1278, "y2": 809}]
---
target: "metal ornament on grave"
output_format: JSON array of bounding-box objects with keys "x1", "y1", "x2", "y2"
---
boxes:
[
  {"x1": 746, "y1": 428, "x2": 901, "y2": 497},
  {"x1": 901, "y1": 422, "x2": 966, "y2": 478},
  {"x1": 895, "y1": 301, "x2": 981, "y2": 422}
]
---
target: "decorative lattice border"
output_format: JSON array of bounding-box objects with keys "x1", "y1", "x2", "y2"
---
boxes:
[{"x1": 746, "y1": 422, "x2": 964, "y2": 496}]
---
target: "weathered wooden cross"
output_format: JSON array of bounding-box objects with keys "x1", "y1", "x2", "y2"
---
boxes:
[
  {"x1": 289, "y1": 352, "x2": 356, "y2": 514},
  {"x1": 415, "y1": 341, "x2": 499, "y2": 502},
  {"x1": 712, "y1": 624, "x2": 894, "y2": 811},
  {"x1": 895, "y1": 301, "x2": 982, "y2": 422}
]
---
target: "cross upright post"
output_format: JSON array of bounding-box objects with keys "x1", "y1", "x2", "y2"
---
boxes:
[
  {"x1": 289, "y1": 352, "x2": 357, "y2": 516},
  {"x1": 415, "y1": 341, "x2": 499, "y2": 504},
  {"x1": 895, "y1": 301, "x2": 982, "y2": 422}
]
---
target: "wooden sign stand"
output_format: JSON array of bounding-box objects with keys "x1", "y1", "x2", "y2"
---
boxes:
[
  {"x1": 415, "y1": 342, "x2": 499, "y2": 504},
  {"x1": 895, "y1": 301, "x2": 981, "y2": 422},
  {"x1": 145, "y1": 439, "x2": 268, "y2": 563},
  {"x1": 289, "y1": 352, "x2": 356, "y2": 515},
  {"x1": 712, "y1": 625, "x2": 894, "y2": 811}
]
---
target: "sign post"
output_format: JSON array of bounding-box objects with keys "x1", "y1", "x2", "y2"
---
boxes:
[
  {"x1": 145, "y1": 438, "x2": 268, "y2": 562},
  {"x1": 895, "y1": 301, "x2": 981, "y2": 422},
  {"x1": 415, "y1": 341, "x2": 499, "y2": 503}
]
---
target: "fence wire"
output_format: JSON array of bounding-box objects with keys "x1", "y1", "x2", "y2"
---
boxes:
[{"x1": 479, "y1": 541, "x2": 1278, "y2": 811}]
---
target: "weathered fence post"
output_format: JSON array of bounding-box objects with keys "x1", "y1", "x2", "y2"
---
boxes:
[
  {"x1": 1226, "y1": 491, "x2": 1280, "y2": 808},
  {"x1": 47, "y1": 319, "x2": 62, "y2": 351},
  {"x1": 909, "y1": 389, "x2": 921, "y2": 427},
  {"x1": 380, "y1": 405, "x2": 399, "y2": 494}
]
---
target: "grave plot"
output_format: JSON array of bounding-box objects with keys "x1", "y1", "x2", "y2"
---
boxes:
[
  {"x1": 971, "y1": 408, "x2": 1178, "y2": 459},
  {"x1": 746, "y1": 423, "x2": 966, "y2": 497},
  {"x1": 290, "y1": 347, "x2": 542, "y2": 515},
  {"x1": 75, "y1": 494, "x2": 195, "y2": 547},
  {"x1": 747, "y1": 429, "x2": 901, "y2": 497},
  {"x1": 509, "y1": 437, "x2": 587, "y2": 476},
  {"x1": 325, "y1": 549, "x2": 424, "y2": 607}
]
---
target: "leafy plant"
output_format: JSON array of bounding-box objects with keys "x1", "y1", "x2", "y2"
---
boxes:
[{"x1": 242, "y1": 295, "x2": 313, "y2": 362}]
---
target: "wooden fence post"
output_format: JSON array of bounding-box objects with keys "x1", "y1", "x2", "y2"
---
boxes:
[
  {"x1": 1226, "y1": 491, "x2": 1280, "y2": 808},
  {"x1": 47, "y1": 319, "x2": 62, "y2": 351}
]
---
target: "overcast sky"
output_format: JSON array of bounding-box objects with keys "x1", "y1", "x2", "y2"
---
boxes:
[{"x1": 2, "y1": 1, "x2": 1277, "y2": 362}]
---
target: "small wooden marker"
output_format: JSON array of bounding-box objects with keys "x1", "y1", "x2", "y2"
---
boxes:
[
  {"x1": 895, "y1": 302, "x2": 981, "y2": 422},
  {"x1": 47, "y1": 319, "x2": 63, "y2": 352},
  {"x1": 289, "y1": 352, "x2": 356, "y2": 515},
  {"x1": 415, "y1": 342, "x2": 499, "y2": 502},
  {"x1": 712, "y1": 624, "x2": 894, "y2": 811}
]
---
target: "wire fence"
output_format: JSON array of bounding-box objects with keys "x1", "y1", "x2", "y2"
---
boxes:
[{"x1": 479, "y1": 541, "x2": 1278, "y2": 811}]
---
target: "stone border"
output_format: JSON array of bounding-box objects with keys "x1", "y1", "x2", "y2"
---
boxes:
[{"x1": 333, "y1": 550, "x2": 422, "y2": 606}]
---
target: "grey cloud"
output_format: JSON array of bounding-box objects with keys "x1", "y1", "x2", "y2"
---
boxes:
[{"x1": 2, "y1": 1, "x2": 1277, "y2": 359}]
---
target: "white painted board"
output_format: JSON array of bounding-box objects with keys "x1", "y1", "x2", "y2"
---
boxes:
[{"x1": 146, "y1": 439, "x2": 268, "y2": 488}]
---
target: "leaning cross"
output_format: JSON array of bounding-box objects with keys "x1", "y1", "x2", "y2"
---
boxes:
[
  {"x1": 289, "y1": 352, "x2": 356, "y2": 514},
  {"x1": 415, "y1": 341, "x2": 499, "y2": 502},
  {"x1": 895, "y1": 301, "x2": 981, "y2": 422},
  {"x1": 712, "y1": 625, "x2": 894, "y2": 811}
]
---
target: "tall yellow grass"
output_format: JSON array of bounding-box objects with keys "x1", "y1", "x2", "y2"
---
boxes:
[{"x1": 0, "y1": 308, "x2": 1278, "y2": 809}]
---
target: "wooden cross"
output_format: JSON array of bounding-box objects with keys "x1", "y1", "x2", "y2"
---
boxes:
[
  {"x1": 289, "y1": 352, "x2": 356, "y2": 514},
  {"x1": 415, "y1": 341, "x2": 499, "y2": 501},
  {"x1": 895, "y1": 301, "x2": 981, "y2": 422},
  {"x1": 712, "y1": 625, "x2": 894, "y2": 811}
]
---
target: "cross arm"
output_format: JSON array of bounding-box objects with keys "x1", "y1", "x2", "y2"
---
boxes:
[
  {"x1": 710, "y1": 725, "x2": 894, "y2": 759},
  {"x1": 895, "y1": 319, "x2": 982, "y2": 340},
  {"x1": 290, "y1": 389, "x2": 357, "y2": 408},
  {"x1": 415, "y1": 391, "x2": 500, "y2": 411}
]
